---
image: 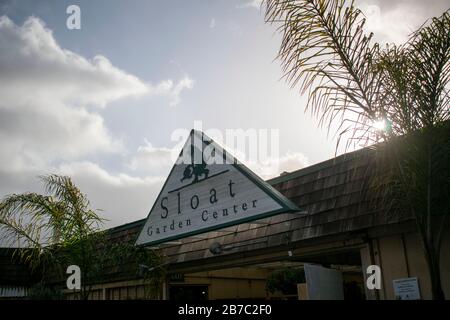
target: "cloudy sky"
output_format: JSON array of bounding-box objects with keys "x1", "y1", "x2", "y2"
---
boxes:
[{"x1": 0, "y1": 0, "x2": 448, "y2": 228}]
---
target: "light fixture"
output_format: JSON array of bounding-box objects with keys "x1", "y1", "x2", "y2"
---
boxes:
[
  {"x1": 209, "y1": 242, "x2": 234, "y2": 255},
  {"x1": 138, "y1": 263, "x2": 167, "y2": 277}
]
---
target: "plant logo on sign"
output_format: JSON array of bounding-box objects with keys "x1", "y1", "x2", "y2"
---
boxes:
[
  {"x1": 135, "y1": 130, "x2": 299, "y2": 247},
  {"x1": 180, "y1": 162, "x2": 210, "y2": 184}
]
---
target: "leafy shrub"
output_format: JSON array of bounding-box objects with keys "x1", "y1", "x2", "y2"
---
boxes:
[{"x1": 266, "y1": 268, "x2": 305, "y2": 295}]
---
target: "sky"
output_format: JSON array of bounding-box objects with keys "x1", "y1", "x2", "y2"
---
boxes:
[{"x1": 0, "y1": 0, "x2": 448, "y2": 229}]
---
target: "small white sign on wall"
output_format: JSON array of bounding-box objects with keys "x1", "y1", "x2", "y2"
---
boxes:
[{"x1": 393, "y1": 277, "x2": 421, "y2": 300}]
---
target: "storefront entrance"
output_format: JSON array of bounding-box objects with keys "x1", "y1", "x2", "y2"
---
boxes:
[{"x1": 166, "y1": 247, "x2": 366, "y2": 300}]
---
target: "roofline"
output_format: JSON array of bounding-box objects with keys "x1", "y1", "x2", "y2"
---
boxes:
[
  {"x1": 103, "y1": 147, "x2": 372, "y2": 234},
  {"x1": 267, "y1": 147, "x2": 371, "y2": 185},
  {"x1": 104, "y1": 218, "x2": 147, "y2": 234}
]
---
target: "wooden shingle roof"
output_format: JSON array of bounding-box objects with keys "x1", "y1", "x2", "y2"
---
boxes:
[{"x1": 106, "y1": 147, "x2": 413, "y2": 267}]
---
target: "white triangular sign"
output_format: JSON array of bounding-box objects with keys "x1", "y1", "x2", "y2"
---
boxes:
[{"x1": 136, "y1": 130, "x2": 298, "y2": 246}]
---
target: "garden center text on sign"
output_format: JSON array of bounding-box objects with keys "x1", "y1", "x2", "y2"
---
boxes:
[{"x1": 135, "y1": 130, "x2": 298, "y2": 247}]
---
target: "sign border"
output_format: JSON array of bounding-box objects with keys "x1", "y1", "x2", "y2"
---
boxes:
[{"x1": 135, "y1": 129, "x2": 299, "y2": 247}]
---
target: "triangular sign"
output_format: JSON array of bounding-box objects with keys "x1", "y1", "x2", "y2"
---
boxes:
[{"x1": 135, "y1": 130, "x2": 298, "y2": 246}]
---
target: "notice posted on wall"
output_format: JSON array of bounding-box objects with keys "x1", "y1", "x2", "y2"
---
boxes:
[{"x1": 392, "y1": 277, "x2": 421, "y2": 300}]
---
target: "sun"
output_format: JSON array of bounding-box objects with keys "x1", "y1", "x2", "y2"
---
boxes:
[{"x1": 372, "y1": 119, "x2": 386, "y2": 131}]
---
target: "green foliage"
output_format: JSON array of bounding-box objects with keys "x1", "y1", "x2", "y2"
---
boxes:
[
  {"x1": 0, "y1": 174, "x2": 164, "y2": 300},
  {"x1": 265, "y1": 0, "x2": 449, "y2": 148},
  {"x1": 371, "y1": 123, "x2": 450, "y2": 222},
  {"x1": 264, "y1": 0, "x2": 449, "y2": 299},
  {"x1": 27, "y1": 282, "x2": 64, "y2": 300},
  {"x1": 0, "y1": 175, "x2": 104, "y2": 272},
  {"x1": 266, "y1": 268, "x2": 306, "y2": 295}
]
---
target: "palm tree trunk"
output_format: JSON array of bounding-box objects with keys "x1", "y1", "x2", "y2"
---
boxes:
[
  {"x1": 397, "y1": 144, "x2": 446, "y2": 300},
  {"x1": 424, "y1": 143, "x2": 445, "y2": 300},
  {"x1": 423, "y1": 239, "x2": 445, "y2": 300}
]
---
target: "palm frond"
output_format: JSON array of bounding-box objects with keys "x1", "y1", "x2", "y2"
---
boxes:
[
  {"x1": 377, "y1": 10, "x2": 450, "y2": 137},
  {"x1": 406, "y1": 10, "x2": 450, "y2": 127},
  {"x1": 265, "y1": 0, "x2": 384, "y2": 150}
]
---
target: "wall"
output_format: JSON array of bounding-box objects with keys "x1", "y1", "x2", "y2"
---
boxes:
[
  {"x1": 65, "y1": 267, "x2": 270, "y2": 300},
  {"x1": 361, "y1": 230, "x2": 450, "y2": 300},
  {"x1": 178, "y1": 267, "x2": 270, "y2": 300},
  {"x1": 65, "y1": 279, "x2": 163, "y2": 300},
  {"x1": 64, "y1": 230, "x2": 450, "y2": 300}
]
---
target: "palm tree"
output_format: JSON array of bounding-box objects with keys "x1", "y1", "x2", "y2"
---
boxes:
[
  {"x1": 264, "y1": 0, "x2": 449, "y2": 299},
  {"x1": 0, "y1": 175, "x2": 102, "y2": 268},
  {"x1": 0, "y1": 174, "x2": 106, "y2": 297},
  {"x1": 0, "y1": 174, "x2": 163, "y2": 299}
]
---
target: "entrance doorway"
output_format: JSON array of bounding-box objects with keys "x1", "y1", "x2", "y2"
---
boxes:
[{"x1": 167, "y1": 247, "x2": 366, "y2": 300}]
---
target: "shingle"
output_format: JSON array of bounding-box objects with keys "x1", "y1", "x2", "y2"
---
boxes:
[{"x1": 99, "y1": 148, "x2": 413, "y2": 266}]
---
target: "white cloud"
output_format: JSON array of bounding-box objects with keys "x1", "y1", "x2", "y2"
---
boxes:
[
  {"x1": 0, "y1": 16, "x2": 194, "y2": 109},
  {"x1": 236, "y1": 0, "x2": 448, "y2": 44},
  {"x1": 0, "y1": 16, "x2": 149, "y2": 108},
  {"x1": 0, "y1": 100, "x2": 122, "y2": 172},
  {"x1": 245, "y1": 151, "x2": 309, "y2": 180},
  {"x1": 0, "y1": 15, "x2": 195, "y2": 228},
  {"x1": 0, "y1": 15, "x2": 141, "y2": 169},
  {"x1": 0, "y1": 16, "x2": 194, "y2": 168},
  {"x1": 237, "y1": 0, "x2": 263, "y2": 10},
  {"x1": 57, "y1": 162, "x2": 164, "y2": 227},
  {"x1": 0, "y1": 162, "x2": 165, "y2": 229},
  {"x1": 359, "y1": 2, "x2": 422, "y2": 44},
  {"x1": 358, "y1": 0, "x2": 450, "y2": 45},
  {"x1": 126, "y1": 140, "x2": 175, "y2": 176},
  {"x1": 166, "y1": 77, "x2": 195, "y2": 107},
  {"x1": 149, "y1": 76, "x2": 194, "y2": 107}
]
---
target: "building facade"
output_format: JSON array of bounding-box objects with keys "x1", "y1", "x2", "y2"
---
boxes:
[{"x1": 61, "y1": 148, "x2": 449, "y2": 300}]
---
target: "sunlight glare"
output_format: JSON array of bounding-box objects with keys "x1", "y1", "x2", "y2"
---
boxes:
[{"x1": 372, "y1": 119, "x2": 386, "y2": 131}]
